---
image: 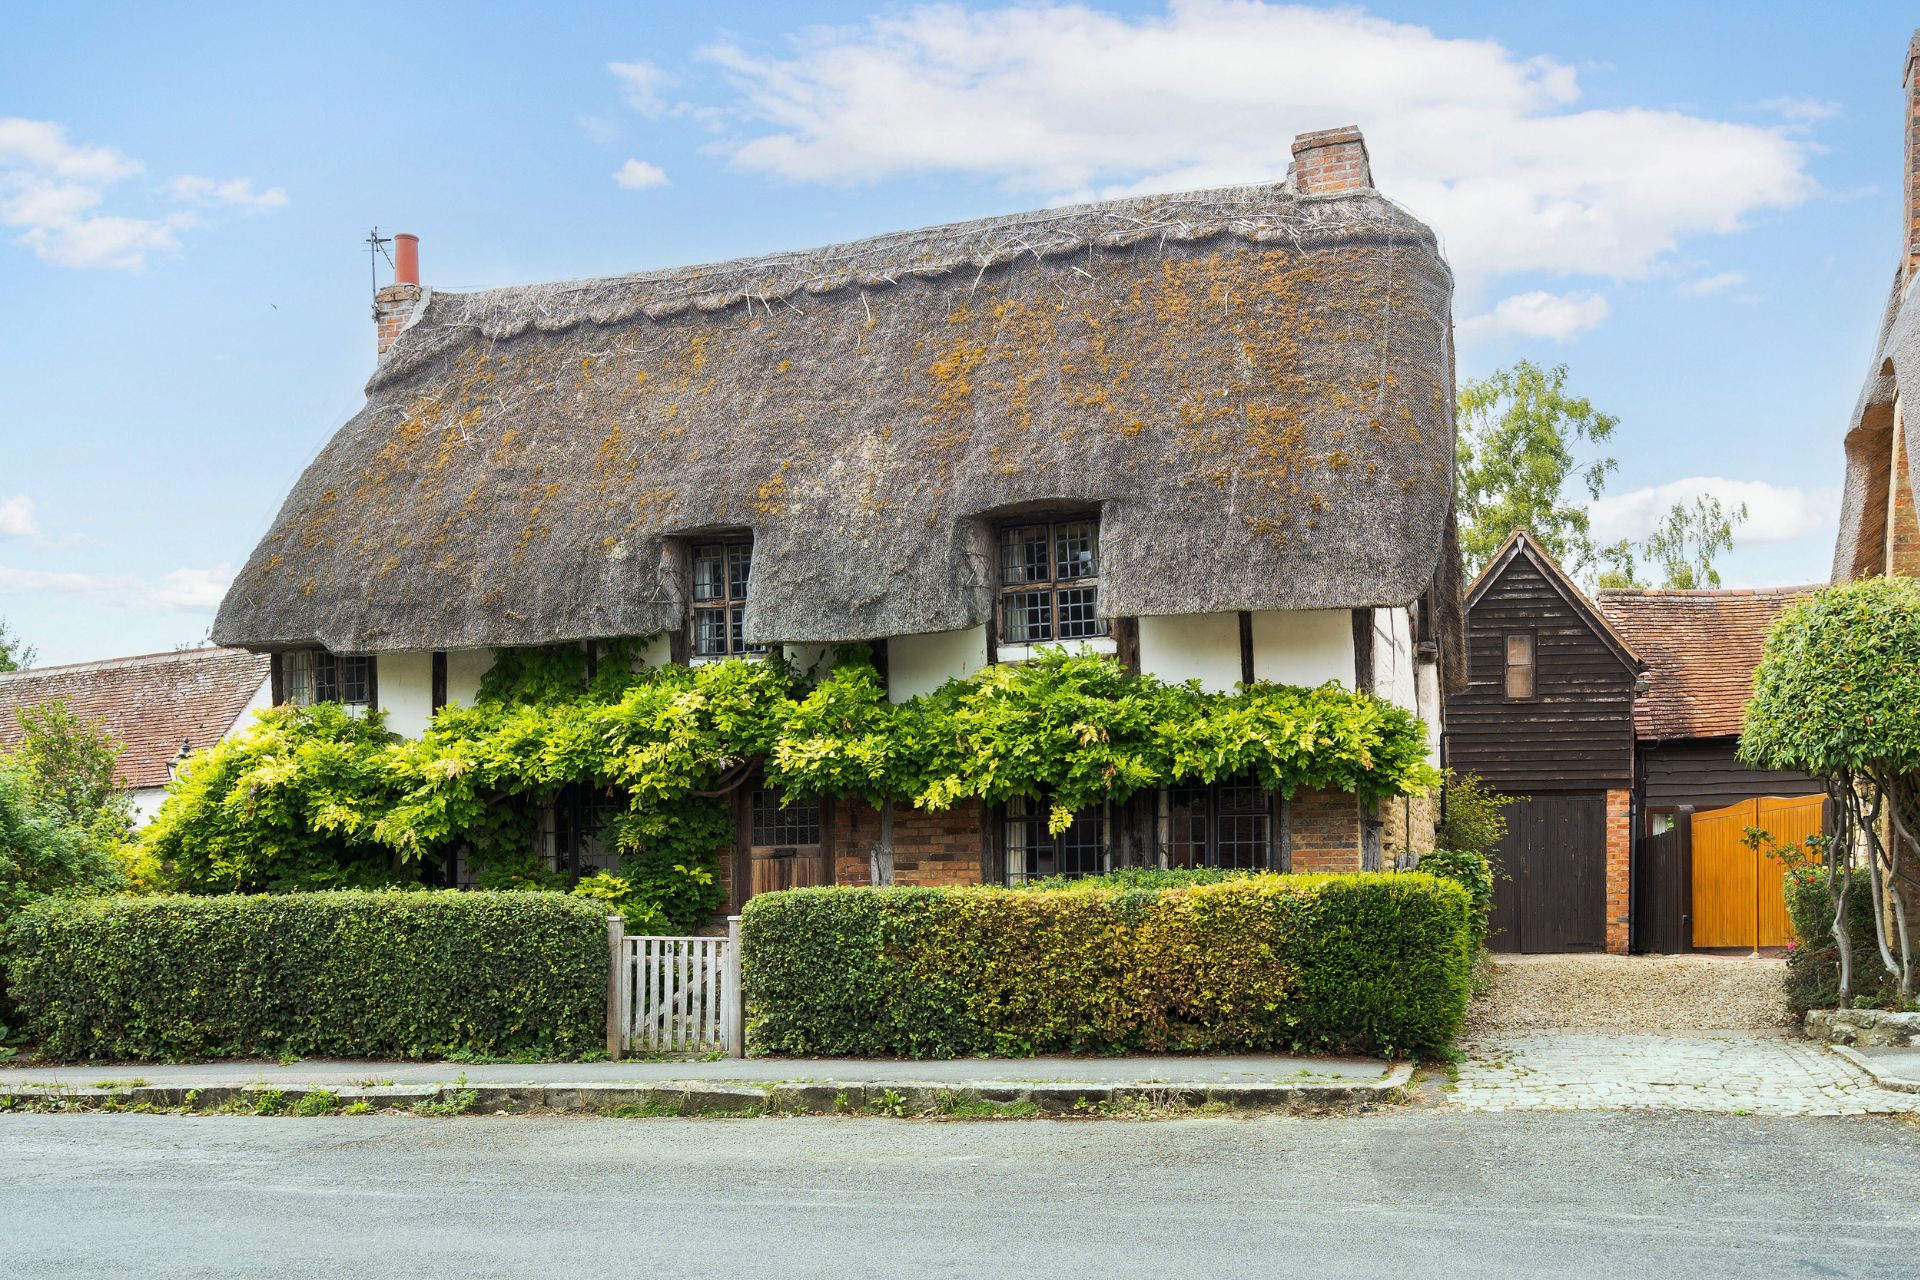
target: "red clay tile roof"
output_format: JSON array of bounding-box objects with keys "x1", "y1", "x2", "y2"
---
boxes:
[
  {"x1": 0, "y1": 647, "x2": 270, "y2": 788},
  {"x1": 1595, "y1": 587, "x2": 1821, "y2": 741}
]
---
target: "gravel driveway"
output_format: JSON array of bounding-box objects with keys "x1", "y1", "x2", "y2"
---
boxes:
[{"x1": 1466, "y1": 952, "x2": 1793, "y2": 1034}]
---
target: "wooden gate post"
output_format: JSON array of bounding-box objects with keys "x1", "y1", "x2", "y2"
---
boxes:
[
  {"x1": 606, "y1": 915, "x2": 626, "y2": 1062},
  {"x1": 725, "y1": 914, "x2": 744, "y2": 1059}
]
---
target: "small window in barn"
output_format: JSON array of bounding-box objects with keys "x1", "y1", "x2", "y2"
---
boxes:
[
  {"x1": 1004, "y1": 794, "x2": 1108, "y2": 884},
  {"x1": 1504, "y1": 632, "x2": 1536, "y2": 701},
  {"x1": 280, "y1": 648, "x2": 377, "y2": 713},
  {"x1": 1165, "y1": 777, "x2": 1273, "y2": 871},
  {"x1": 995, "y1": 517, "x2": 1107, "y2": 647},
  {"x1": 690, "y1": 536, "x2": 768, "y2": 661}
]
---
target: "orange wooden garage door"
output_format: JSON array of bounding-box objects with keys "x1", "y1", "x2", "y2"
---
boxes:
[{"x1": 1689, "y1": 795, "x2": 1822, "y2": 949}]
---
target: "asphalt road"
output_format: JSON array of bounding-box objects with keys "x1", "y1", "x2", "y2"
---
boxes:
[{"x1": 3, "y1": 1110, "x2": 1917, "y2": 1279}]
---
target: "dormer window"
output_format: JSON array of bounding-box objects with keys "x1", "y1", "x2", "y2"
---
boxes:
[
  {"x1": 279, "y1": 648, "x2": 376, "y2": 711},
  {"x1": 690, "y1": 536, "x2": 767, "y2": 661},
  {"x1": 996, "y1": 517, "x2": 1106, "y2": 646}
]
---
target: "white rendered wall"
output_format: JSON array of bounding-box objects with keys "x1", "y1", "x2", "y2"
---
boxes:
[
  {"x1": 379, "y1": 651, "x2": 437, "y2": 739},
  {"x1": 1249, "y1": 609, "x2": 1354, "y2": 689},
  {"x1": 443, "y1": 648, "x2": 495, "y2": 709},
  {"x1": 128, "y1": 786, "x2": 168, "y2": 827},
  {"x1": 1372, "y1": 606, "x2": 1419, "y2": 715},
  {"x1": 1137, "y1": 612, "x2": 1242, "y2": 693},
  {"x1": 1416, "y1": 652, "x2": 1443, "y2": 764},
  {"x1": 888, "y1": 626, "x2": 990, "y2": 703}
]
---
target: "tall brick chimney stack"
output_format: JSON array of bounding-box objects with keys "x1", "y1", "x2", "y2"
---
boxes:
[
  {"x1": 375, "y1": 232, "x2": 421, "y2": 357},
  {"x1": 1905, "y1": 33, "x2": 1920, "y2": 286},
  {"x1": 1289, "y1": 126, "x2": 1373, "y2": 196}
]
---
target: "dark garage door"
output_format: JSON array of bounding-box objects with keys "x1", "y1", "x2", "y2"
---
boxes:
[{"x1": 1488, "y1": 793, "x2": 1606, "y2": 953}]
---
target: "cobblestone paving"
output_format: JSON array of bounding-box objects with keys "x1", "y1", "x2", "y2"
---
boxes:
[{"x1": 1447, "y1": 1031, "x2": 1920, "y2": 1116}]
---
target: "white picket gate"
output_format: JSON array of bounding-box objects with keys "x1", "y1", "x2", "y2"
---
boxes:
[{"x1": 606, "y1": 916, "x2": 742, "y2": 1059}]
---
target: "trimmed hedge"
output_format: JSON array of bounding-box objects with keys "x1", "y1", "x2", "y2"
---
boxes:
[
  {"x1": 6, "y1": 891, "x2": 608, "y2": 1061},
  {"x1": 742, "y1": 873, "x2": 1472, "y2": 1058}
]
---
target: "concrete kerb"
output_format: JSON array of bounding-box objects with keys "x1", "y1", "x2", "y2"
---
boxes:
[
  {"x1": 1, "y1": 1063, "x2": 1417, "y2": 1118},
  {"x1": 1829, "y1": 1045, "x2": 1920, "y2": 1095}
]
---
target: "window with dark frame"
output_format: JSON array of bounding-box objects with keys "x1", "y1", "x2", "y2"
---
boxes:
[
  {"x1": 750, "y1": 789, "x2": 820, "y2": 846},
  {"x1": 996, "y1": 517, "x2": 1107, "y2": 646},
  {"x1": 553, "y1": 784, "x2": 624, "y2": 879},
  {"x1": 281, "y1": 649, "x2": 376, "y2": 710},
  {"x1": 1165, "y1": 778, "x2": 1273, "y2": 871},
  {"x1": 690, "y1": 536, "x2": 768, "y2": 660},
  {"x1": 1003, "y1": 794, "x2": 1107, "y2": 884},
  {"x1": 1504, "y1": 632, "x2": 1536, "y2": 700}
]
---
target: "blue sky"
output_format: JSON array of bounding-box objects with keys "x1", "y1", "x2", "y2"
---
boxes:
[{"x1": 0, "y1": 1, "x2": 1911, "y2": 664}]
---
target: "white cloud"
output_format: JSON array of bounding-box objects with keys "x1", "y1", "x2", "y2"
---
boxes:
[
  {"x1": 578, "y1": 114, "x2": 619, "y2": 145},
  {"x1": 1678, "y1": 270, "x2": 1746, "y2": 297},
  {"x1": 167, "y1": 175, "x2": 289, "y2": 210},
  {"x1": 690, "y1": 3, "x2": 1816, "y2": 294},
  {"x1": 0, "y1": 116, "x2": 283, "y2": 270},
  {"x1": 614, "y1": 158, "x2": 670, "y2": 190},
  {"x1": 1458, "y1": 290, "x2": 1610, "y2": 342},
  {"x1": 610, "y1": 60, "x2": 673, "y2": 117},
  {"x1": 0, "y1": 561, "x2": 233, "y2": 612},
  {"x1": 1759, "y1": 96, "x2": 1840, "y2": 124},
  {"x1": 0, "y1": 496, "x2": 35, "y2": 538},
  {"x1": 1589, "y1": 476, "x2": 1837, "y2": 545}
]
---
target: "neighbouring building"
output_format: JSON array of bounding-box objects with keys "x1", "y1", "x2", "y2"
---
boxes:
[
  {"x1": 0, "y1": 648, "x2": 271, "y2": 823},
  {"x1": 1446, "y1": 530, "x2": 1825, "y2": 954},
  {"x1": 213, "y1": 126, "x2": 1466, "y2": 906}
]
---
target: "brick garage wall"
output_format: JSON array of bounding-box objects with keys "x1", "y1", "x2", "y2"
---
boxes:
[
  {"x1": 1606, "y1": 788, "x2": 1631, "y2": 955},
  {"x1": 1289, "y1": 788, "x2": 1363, "y2": 873},
  {"x1": 830, "y1": 800, "x2": 987, "y2": 888}
]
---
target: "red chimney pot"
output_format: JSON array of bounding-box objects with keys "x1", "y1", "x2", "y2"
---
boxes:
[{"x1": 394, "y1": 232, "x2": 420, "y2": 286}]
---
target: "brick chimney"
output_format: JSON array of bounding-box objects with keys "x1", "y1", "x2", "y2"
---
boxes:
[
  {"x1": 1905, "y1": 33, "x2": 1920, "y2": 286},
  {"x1": 374, "y1": 232, "x2": 421, "y2": 357},
  {"x1": 1290, "y1": 126, "x2": 1372, "y2": 196}
]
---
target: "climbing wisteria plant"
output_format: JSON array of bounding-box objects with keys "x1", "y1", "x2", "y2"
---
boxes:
[{"x1": 141, "y1": 648, "x2": 1439, "y2": 925}]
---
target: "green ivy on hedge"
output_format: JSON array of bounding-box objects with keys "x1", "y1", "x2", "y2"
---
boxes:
[
  {"x1": 740, "y1": 874, "x2": 1472, "y2": 1059},
  {"x1": 5, "y1": 890, "x2": 608, "y2": 1061}
]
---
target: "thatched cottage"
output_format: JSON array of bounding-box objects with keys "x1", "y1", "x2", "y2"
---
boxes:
[{"x1": 214, "y1": 126, "x2": 1464, "y2": 905}]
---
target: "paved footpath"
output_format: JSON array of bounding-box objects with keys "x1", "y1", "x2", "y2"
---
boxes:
[{"x1": 1448, "y1": 1030, "x2": 1920, "y2": 1116}]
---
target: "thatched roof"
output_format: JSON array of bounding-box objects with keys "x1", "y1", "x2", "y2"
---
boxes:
[
  {"x1": 1834, "y1": 268, "x2": 1909, "y2": 580},
  {"x1": 215, "y1": 177, "x2": 1458, "y2": 657},
  {"x1": 0, "y1": 648, "x2": 269, "y2": 789}
]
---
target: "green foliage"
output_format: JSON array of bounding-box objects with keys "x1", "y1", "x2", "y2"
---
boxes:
[
  {"x1": 741, "y1": 874, "x2": 1472, "y2": 1059},
  {"x1": 141, "y1": 651, "x2": 1436, "y2": 927},
  {"x1": 1456, "y1": 360, "x2": 1618, "y2": 579},
  {"x1": 0, "y1": 760, "x2": 123, "y2": 950},
  {"x1": 1014, "y1": 866, "x2": 1255, "y2": 892},
  {"x1": 1597, "y1": 494, "x2": 1747, "y2": 590},
  {"x1": 0, "y1": 617, "x2": 31, "y2": 674},
  {"x1": 1436, "y1": 771, "x2": 1515, "y2": 858},
  {"x1": 1741, "y1": 578, "x2": 1920, "y2": 777},
  {"x1": 5, "y1": 890, "x2": 608, "y2": 1061},
  {"x1": 1782, "y1": 868, "x2": 1890, "y2": 1017},
  {"x1": 1417, "y1": 847, "x2": 1495, "y2": 948},
  {"x1": 9, "y1": 701, "x2": 133, "y2": 842},
  {"x1": 141, "y1": 704, "x2": 406, "y2": 893},
  {"x1": 774, "y1": 650, "x2": 1439, "y2": 833}
]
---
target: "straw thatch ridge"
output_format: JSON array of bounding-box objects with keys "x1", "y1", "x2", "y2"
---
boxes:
[{"x1": 215, "y1": 180, "x2": 1459, "y2": 660}]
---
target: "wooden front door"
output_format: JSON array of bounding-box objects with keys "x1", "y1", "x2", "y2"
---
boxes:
[
  {"x1": 1690, "y1": 795, "x2": 1821, "y2": 949},
  {"x1": 735, "y1": 787, "x2": 829, "y2": 907},
  {"x1": 1487, "y1": 793, "x2": 1607, "y2": 953}
]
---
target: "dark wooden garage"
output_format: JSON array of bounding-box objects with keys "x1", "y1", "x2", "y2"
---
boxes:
[{"x1": 1444, "y1": 530, "x2": 1642, "y2": 954}]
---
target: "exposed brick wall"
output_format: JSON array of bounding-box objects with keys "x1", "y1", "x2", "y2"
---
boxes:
[
  {"x1": 1606, "y1": 788, "x2": 1631, "y2": 955},
  {"x1": 375, "y1": 281, "x2": 422, "y2": 356},
  {"x1": 1889, "y1": 415, "x2": 1920, "y2": 575},
  {"x1": 1290, "y1": 126, "x2": 1372, "y2": 196},
  {"x1": 830, "y1": 799, "x2": 986, "y2": 888},
  {"x1": 1289, "y1": 788, "x2": 1363, "y2": 873}
]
